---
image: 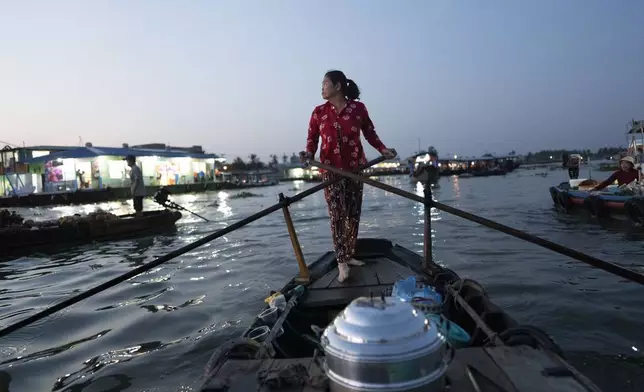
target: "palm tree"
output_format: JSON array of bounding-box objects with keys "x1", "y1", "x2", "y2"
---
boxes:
[
  {"x1": 282, "y1": 153, "x2": 288, "y2": 164},
  {"x1": 270, "y1": 154, "x2": 279, "y2": 167},
  {"x1": 247, "y1": 154, "x2": 265, "y2": 170},
  {"x1": 248, "y1": 154, "x2": 258, "y2": 169},
  {"x1": 231, "y1": 157, "x2": 246, "y2": 170}
]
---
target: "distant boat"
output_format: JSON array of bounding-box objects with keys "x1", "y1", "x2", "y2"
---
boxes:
[
  {"x1": 0, "y1": 209, "x2": 182, "y2": 256},
  {"x1": 410, "y1": 164, "x2": 440, "y2": 184}
]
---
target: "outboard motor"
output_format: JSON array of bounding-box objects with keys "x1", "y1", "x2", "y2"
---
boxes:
[
  {"x1": 153, "y1": 187, "x2": 171, "y2": 207},
  {"x1": 321, "y1": 295, "x2": 450, "y2": 391},
  {"x1": 152, "y1": 186, "x2": 210, "y2": 222}
]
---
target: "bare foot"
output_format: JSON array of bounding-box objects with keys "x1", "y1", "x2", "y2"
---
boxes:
[
  {"x1": 338, "y1": 263, "x2": 350, "y2": 283},
  {"x1": 347, "y1": 258, "x2": 365, "y2": 266}
]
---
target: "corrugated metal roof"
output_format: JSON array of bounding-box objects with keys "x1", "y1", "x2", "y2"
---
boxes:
[
  {"x1": 22, "y1": 146, "x2": 221, "y2": 164},
  {"x1": 21, "y1": 145, "x2": 79, "y2": 151}
]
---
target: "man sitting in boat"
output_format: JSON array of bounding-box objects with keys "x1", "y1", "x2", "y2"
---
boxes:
[
  {"x1": 591, "y1": 156, "x2": 640, "y2": 191},
  {"x1": 566, "y1": 154, "x2": 581, "y2": 180},
  {"x1": 124, "y1": 155, "x2": 146, "y2": 217}
]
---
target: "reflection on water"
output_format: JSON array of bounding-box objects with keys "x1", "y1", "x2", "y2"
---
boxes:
[
  {"x1": 216, "y1": 191, "x2": 233, "y2": 218},
  {"x1": 0, "y1": 172, "x2": 642, "y2": 391}
]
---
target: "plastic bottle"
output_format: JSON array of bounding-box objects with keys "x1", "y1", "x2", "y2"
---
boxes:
[{"x1": 269, "y1": 294, "x2": 286, "y2": 310}]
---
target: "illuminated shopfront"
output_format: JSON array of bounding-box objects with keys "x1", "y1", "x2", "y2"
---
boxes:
[
  {"x1": 2, "y1": 145, "x2": 225, "y2": 196},
  {"x1": 286, "y1": 166, "x2": 320, "y2": 179}
]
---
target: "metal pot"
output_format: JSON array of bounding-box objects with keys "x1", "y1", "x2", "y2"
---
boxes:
[{"x1": 321, "y1": 296, "x2": 450, "y2": 392}]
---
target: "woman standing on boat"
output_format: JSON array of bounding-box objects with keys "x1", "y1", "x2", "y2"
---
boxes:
[
  {"x1": 591, "y1": 156, "x2": 640, "y2": 191},
  {"x1": 300, "y1": 70, "x2": 396, "y2": 283}
]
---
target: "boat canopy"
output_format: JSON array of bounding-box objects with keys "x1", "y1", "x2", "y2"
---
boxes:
[{"x1": 628, "y1": 120, "x2": 644, "y2": 134}]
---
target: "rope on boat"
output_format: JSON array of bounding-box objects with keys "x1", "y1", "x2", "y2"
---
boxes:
[
  {"x1": 310, "y1": 160, "x2": 644, "y2": 286},
  {"x1": 0, "y1": 157, "x2": 385, "y2": 339},
  {"x1": 445, "y1": 283, "x2": 503, "y2": 346}
]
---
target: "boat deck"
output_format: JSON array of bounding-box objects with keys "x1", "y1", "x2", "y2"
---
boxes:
[
  {"x1": 302, "y1": 254, "x2": 423, "y2": 308},
  {"x1": 199, "y1": 239, "x2": 601, "y2": 392}
]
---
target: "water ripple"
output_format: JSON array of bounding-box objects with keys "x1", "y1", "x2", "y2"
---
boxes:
[{"x1": 0, "y1": 173, "x2": 642, "y2": 391}]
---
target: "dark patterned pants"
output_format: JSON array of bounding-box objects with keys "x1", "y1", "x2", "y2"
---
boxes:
[{"x1": 323, "y1": 172, "x2": 364, "y2": 264}]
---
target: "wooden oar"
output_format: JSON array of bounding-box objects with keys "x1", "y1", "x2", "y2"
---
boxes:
[
  {"x1": 0, "y1": 156, "x2": 386, "y2": 339},
  {"x1": 310, "y1": 159, "x2": 644, "y2": 286}
]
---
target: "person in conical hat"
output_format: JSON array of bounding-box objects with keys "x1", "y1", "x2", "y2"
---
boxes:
[{"x1": 592, "y1": 156, "x2": 640, "y2": 191}]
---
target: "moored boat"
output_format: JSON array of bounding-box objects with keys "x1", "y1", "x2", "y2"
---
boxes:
[
  {"x1": 0, "y1": 209, "x2": 182, "y2": 255},
  {"x1": 460, "y1": 167, "x2": 508, "y2": 178}
]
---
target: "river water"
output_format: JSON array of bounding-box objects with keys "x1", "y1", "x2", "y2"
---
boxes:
[{"x1": 0, "y1": 168, "x2": 643, "y2": 391}]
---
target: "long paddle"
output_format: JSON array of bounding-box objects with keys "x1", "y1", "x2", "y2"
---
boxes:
[
  {"x1": 310, "y1": 159, "x2": 644, "y2": 286},
  {"x1": 0, "y1": 157, "x2": 385, "y2": 339}
]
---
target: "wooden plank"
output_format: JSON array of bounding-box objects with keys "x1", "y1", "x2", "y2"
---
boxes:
[
  {"x1": 301, "y1": 284, "x2": 392, "y2": 308},
  {"x1": 371, "y1": 257, "x2": 414, "y2": 285},
  {"x1": 327, "y1": 260, "x2": 380, "y2": 288},
  {"x1": 361, "y1": 262, "x2": 381, "y2": 286},
  {"x1": 446, "y1": 348, "x2": 518, "y2": 392},
  {"x1": 485, "y1": 346, "x2": 591, "y2": 392},
  {"x1": 308, "y1": 268, "x2": 339, "y2": 289}
]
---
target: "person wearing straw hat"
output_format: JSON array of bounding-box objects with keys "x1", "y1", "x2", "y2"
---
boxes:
[{"x1": 591, "y1": 156, "x2": 640, "y2": 191}]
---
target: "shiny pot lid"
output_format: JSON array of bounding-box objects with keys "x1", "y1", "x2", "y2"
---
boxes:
[{"x1": 322, "y1": 296, "x2": 446, "y2": 362}]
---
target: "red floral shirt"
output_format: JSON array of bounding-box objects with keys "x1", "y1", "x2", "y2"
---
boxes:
[{"x1": 306, "y1": 100, "x2": 387, "y2": 170}]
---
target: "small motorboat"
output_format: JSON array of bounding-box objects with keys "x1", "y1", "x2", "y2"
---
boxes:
[
  {"x1": 410, "y1": 164, "x2": 440, "y2": 184},
  {"x1": 549, "y1": 178, "x2": 644, "y2": 224},
  {"x1": 550, "y1": 179, "x2": 623, "y2": 214}
]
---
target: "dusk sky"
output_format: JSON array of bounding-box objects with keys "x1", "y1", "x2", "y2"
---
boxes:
[{"x1": 1, "y1": 1, "x2": 643, "y2": 161}]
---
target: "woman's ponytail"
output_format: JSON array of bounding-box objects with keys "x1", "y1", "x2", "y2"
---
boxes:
[
  {"x1": 344, "y1": 79, "x2": 361, "y2": 100},
  {"x1": 325, "y1": 70, "x2": 361, "y2": 100}
]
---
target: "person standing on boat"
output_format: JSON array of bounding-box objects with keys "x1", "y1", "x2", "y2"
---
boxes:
[
  {"x1": 124, "y1": 155, "x2": 146, "y2": 217},
  {"x1": 408, "y1": 159, "x2": 416, "y2": 178},
  {"x1": 567, "y1": 154, "x2": 581, "y2": 180},
  {"x1": 591, "y1": 156, "x2": 640, "y2": 191},
  {"x1": 300, "y1": 70, "x2": 396, "y2": 283}
]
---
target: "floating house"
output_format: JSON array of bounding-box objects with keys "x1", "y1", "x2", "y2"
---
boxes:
[{"x1": 0, "y1": 143, "x2": 225, "y2": 196}]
